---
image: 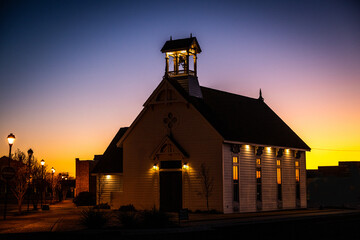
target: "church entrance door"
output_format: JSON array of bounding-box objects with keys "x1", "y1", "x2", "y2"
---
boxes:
[{"x1": 160, "y1": 171, "x2": 182, "y2": 212}]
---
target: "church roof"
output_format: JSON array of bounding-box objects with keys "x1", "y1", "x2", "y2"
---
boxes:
[
  {"x1": 161, "y1": 37, "x2": 202, "y2": 53},
  {"x1": 91, "y1": 127, "x2": 128, "y2": 174},
  {"x1": 167, "y1": 78, "x2": 310, "y2": 151}
]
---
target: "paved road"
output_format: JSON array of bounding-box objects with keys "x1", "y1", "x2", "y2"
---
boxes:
[
  {"x1": 1, "y1": 201, "x2": 360, "y2": 240},
  {"x1": 0, "y1": 199, "x2": 85, "y2": 234}
]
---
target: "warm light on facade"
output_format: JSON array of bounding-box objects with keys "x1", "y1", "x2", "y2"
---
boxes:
[
  {"x1": 183, "y1": 163, "x2": 189, "y2": 170},
  {"x1": 245, "y1": 145, "x2": 250, "y2": 150},
  {"x1": 256, "y1": 158, "x2": 261, "y2": 165},
  {"x1": 106, "y1": 175, "x2": 111, "y2": 180},
  {"x1": 233, "y1": 165, "x2": 239, "y2": 180},
  {"x1": 256, "y1": 170, "x2": 261, "y2": 179},
  {"x1": 285, "y1": 149, "x2": 290, "y2": 154},
  {"x1": 266, "y1": 147, "x2": 271, "y2": 153},
  {"x1": 277, "y1": 168, "x2": 282, "y2": 184},
  {"x1": 153, "y1": 164, "x2": 158, "y2": 170}
]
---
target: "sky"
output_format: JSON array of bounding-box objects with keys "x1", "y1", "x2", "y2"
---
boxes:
[{"x1": 1, "y1": 0, "x2": 359, "y2": 177}]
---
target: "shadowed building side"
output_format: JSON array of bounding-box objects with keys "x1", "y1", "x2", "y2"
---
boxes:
[{"x1": 91, "y1": 127, "x2": 128, "y2": 207}]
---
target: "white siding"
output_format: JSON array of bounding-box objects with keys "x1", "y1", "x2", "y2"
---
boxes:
[
  {"x1": 282, "y1": 149, "x2": 296, "y2": 209},
  {"x1": 222, "y1": 144, "x2": 233, "y2": 213},
  {"x1": 239, "y1": 145, "x2": 256, "y2": 213},
  {"x1": 261, "y1": 147, "x2": 277, "y2": 210},
  {"x1": 96, "y1": 174, "x2": 123, "y2": 207},
  {"x1": 300, "y1": 151, "x2": 307, "y2": 208},
  {"x1": 222, "y1": 145, "x2": 308, "y2": 213}
]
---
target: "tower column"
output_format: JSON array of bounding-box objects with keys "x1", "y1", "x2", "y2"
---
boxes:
[
  {"x1": 194, "y1": 54, "x2": 197, "y2": 76},
  {"x1": 174, "y1": 54, "x2": 179, "y2": 74},
  {"x1": 165, "y1": 55, "x2": 169, "y2": 74},
  {"x1": 186, "y1": 53, "x2": 189, "y2": 74}
]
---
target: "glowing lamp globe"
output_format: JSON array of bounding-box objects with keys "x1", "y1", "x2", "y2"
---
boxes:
[{"x1": 7, "y1": 133, "x2": 15, "y2": 145}]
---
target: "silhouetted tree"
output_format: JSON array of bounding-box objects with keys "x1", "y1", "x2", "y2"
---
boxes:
[
  {"x1": 197, "y1": 163, "x2": 214, "y2": 211},
  {"x1": 31, "y1": 157, "x2": 46, "y2": 209},
  {"x1": 8, "y1": 150, "x2": 29, "y2": 214},
  {"x1": 95, "y1": 174, "x2": 107, "y2": 205}
]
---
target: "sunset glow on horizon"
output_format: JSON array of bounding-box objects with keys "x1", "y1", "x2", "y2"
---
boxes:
[{"x1": 1, "y1": 0, "x2": 359, "y2": 177}]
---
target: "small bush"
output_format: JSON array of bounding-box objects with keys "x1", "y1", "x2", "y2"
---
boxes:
[
  {"x1": 117, "y1": 211, "x2": 140, "y2": 228},
  {"x1": 117, "y1": 206, "x2": 174, "y2": 228},
  {"x1": 80, "y1": 208, "x2": 108, "y2": 229},
  {"x1": 140, "y1": 207, "x2": 173, "y2": 228},
  {"x1": 73, "y1": 192, "x2": 96, "y2": 206},
  {"x1": 119, "y1": 204, "x2": 136, "y2": 212}
]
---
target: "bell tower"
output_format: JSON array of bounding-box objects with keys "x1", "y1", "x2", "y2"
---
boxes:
[{"x1": 161, "y1": 35, "x2": 202, "y2": 98}]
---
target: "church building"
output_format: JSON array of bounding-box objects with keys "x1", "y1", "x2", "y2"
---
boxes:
[{"x1": 91, "y1": 36, "x2": 311, "y2": 213}]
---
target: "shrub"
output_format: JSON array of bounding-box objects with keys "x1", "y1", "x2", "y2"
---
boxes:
[
  {"x1": 117, "y1": 211, "x2": 140, "y2": 228},
  {"x1": 73, "y1": 192, "x2": 96, "y2": 206},
  {"x1": 116, "y1": 205, "x2": 174, "y2": 228},
  {"x1": 119, "y1": 204, "x2": 136, "y2": 212},
  {"x1": 80, "y1": 208, "x2": 108, "y2": 229},
  {"x1": 140, "y1": 207, "x2": 173, "y2": 228}
]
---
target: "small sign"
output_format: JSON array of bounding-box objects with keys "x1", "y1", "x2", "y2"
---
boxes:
[
  {"x1": 1, "y1": 166, "x2": 15, "y2": 180},
  {"x1": 179, "y1": 208, "x2": 189, "y2": 221}
]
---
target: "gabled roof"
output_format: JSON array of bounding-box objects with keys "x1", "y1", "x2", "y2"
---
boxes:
[
  {"x1": 165, "y1": 78, "x2": 310, "y2": 151},
  {"x1": 161, "y1": 37, "x2": 202, "y2": 53},
  {"x1": 91, "y1": 127, "x2": 128, "y2": 174},
  {"x1": 150, "y1": 135, "x2": 189, "y2": 160}
]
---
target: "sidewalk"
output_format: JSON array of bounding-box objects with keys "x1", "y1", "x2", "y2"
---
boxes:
[
  {"x1": 0, "y1": 199, "x2": 85, "y2": 234},
  {"x1": 1, "y1": 201, "x2": 360, "y2": 235}
]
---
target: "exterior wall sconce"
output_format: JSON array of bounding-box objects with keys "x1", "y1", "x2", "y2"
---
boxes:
[
  {"x1": 106, "y1": 175, "x2": 111, "y2": 180},
  {"x1": 183, "y1": 163, "x2": 189, "y2": 170},
  {"x1": 153, "y1": 164, "x2": 158, "y2": 170},
  {"x1": 245, "y1": 145, "x2": 250, "y2": 150}
]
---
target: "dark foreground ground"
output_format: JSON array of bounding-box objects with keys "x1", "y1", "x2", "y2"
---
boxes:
[
  {"x1": 2, "y1": 214, "x2": 360, "y2": 240},
  {"x1": 1, "y1": 200, "x2": 360, "y2": 240}
]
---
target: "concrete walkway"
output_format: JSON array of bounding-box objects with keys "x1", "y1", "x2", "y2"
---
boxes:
[
  {"x1": 1, "y1": 200, "x2": 360, "y2": 235},
  {"x1": 0, "y1": 199, "x2": 85, "y2": 234}
]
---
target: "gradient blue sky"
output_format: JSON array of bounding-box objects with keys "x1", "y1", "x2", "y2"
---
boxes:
[{"x1": 1, "y1": 0, "x2": 360, "y2": 176}]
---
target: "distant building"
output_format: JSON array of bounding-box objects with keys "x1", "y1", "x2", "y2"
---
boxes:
[
  {"x1": 91, "y1": 36, "x2": 310, "y2": 213},
  {"x1": 75, "y1": 156, "x2": 100, "y2": 196},
  {"x1": 307, "y1": 162, "x2": 360, "y2": 209}
]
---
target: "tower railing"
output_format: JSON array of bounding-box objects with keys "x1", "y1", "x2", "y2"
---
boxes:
[{"x1": 167, "y1": 70, "x2": 195, "y2": 77}]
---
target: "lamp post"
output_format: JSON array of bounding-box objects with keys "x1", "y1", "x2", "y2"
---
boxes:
[
  {"x1": 51, "y1": 167, "x2": 55, "y2": 203},
  {"x1": 3, "y1": 133, "x2": 15, "y2": 220},
  {"x1": 27, "y1": 149, "x2": 33, "y2": 211},
  {"x1": 7, "y1": 133, "x2": 15, "y2": 166},
  {"x1": 40, "y1": 159, "x2": 45, "y2": 208}
]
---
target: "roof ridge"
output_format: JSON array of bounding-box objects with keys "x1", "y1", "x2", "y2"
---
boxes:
[{"x1": 200, "y1": 86, "x2": 258, "y2": 101}]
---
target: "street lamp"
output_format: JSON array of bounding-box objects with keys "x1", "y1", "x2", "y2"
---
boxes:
[
  {"x1": 7, "y1": 133, "x2": 15, "y2": 166},
  {"x1": 51, "y1": 167, "x2": 55, "y2": 203},
  {"x1": 40, "y1": 159, "x2": 45, "y2": 207},
  {"x1": 4, "y1": 133, "x2": 15, "y2": 220},
  {"x1": 27, "y1": 148, "x2": 33, "y2": 211}
]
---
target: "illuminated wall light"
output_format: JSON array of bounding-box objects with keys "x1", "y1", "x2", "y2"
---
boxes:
[
  {"x1": 106, "y1": 175, "x2": 111, "y2": 180},
  {"x1": 267, "y1": 147, "x2": 271, "y2": 153},
  {"x1": 245, "y1": 145, "x2": 250, "y2": 150},
  {"x1": 285, "y1": 149, "x2": 290, "y2": 154},
  {"x1": 183, "y1": 163, "x2": 189, "y2": 170},
  {"x1": 153, "y1": 164, "x2": 158, "y2": 170}
]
